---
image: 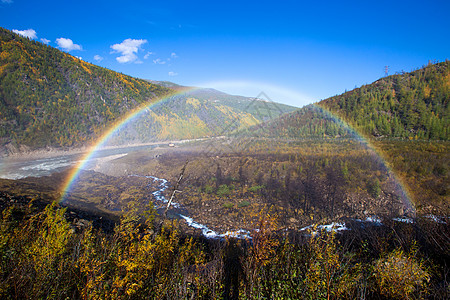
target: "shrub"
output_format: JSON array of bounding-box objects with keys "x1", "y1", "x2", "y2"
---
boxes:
[
  {"x1": 217, "y1": 184, "x2": 230, "y2": 197},
  {"x1": 204, "y1": 185, "x2": 214, "y2": 194},
  {"x1": 249, "y1": 185, "x2": 264, "y2": 193},
  {"x1": 305, "y1": 229, "x2": 362, "y2": 299},
  {"x1": 222, "y1": 202, "x2": 234, "y2": 209},
  {"x1": 367, "y1": 177, "x2": 381, "y2": 198},
  {"x1": 372, "y1": 247, "x2": 430, "y2": 299},
  {"x1": 238, "y1": 200, "x2": 250, "y2": 208}
]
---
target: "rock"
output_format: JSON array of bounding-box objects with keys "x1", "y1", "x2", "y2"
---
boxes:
[{"x1": 75, "y1": 219, "x2": 90, "y2": 227}]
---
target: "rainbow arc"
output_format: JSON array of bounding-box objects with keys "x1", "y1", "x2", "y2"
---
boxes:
[{"x1": 60, "y1": 82, "x2": 415, "y2": 215}]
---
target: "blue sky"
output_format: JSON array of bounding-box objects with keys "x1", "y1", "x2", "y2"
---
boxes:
[{"x1": 1, "y1": 0, "x2": 449, "y2": 107}]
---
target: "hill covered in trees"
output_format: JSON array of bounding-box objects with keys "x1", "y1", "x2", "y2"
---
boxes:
[
  {"x1": 106, "y1": 88, "x2": 296, "y2": 145},
  {"x1": 320, "y1": 61, "x2": 449, "y2": 140},
  {"x1": 246, "y1": 61, "x2": 449, "y2": 141},
  {"x1": 236, "y1": 62, "x2": 449, "y2": 214},
  {"x1": 0, "y1": 27, "x2": 295, "y2": 154},
  {"x1": 0, "y1": 27, "x2": 172, "y2": 152},
  {"x1": 239, "y1": 104, "x2": 352, "y2": 139}
]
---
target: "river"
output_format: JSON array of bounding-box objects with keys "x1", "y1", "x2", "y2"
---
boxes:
[
  {"x1": 132, "y1": 175, "x2": 251, "y2": 239},
  {"x1": 0, "y1": 144, "x2": 251, "y2": 239},
  {"x1": 0, "y1": 144, "x2": 158, "y2": 180}
]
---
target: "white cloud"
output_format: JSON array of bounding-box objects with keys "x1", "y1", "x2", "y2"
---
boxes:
[
  {"x1": 171, "y1": 52, "x2": 178, "y2": 58},
  {"x1": 40, "y1": 38, "x2": 51, "y2": 44},
  {"x1": 110, "y1": 38, "x2": 147, "y2": 63},
  {"x1": 144, "y1": 51, "x2": 154, "y2": 59},
  {"x1": 56, "y1": 37, "x2": 82, "y2": 51},
  {"x1": 12, "y1": 29, "x2": 37, "y2": 39},
  {"x1": 1, "y1": 0, "x2": 14, "y2": 4},
  {"x1": 75, "y1": 56, "x2": 83, "y2": 60},
  {"x1": 94, "y1": 55, "x2": 103, "y2": 61},
  {"x1": 168, "y1": 71, "x2": 178, "y2": 76},
  {"x1": 153, "y1": 58, "x2": 166, "y2": 64}
]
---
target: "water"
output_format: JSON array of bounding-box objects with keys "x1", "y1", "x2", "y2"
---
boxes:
[
  {"x1": 3, "y1": 145, "x2": 443, "y2": 238},
  {"x1": 132, "y1": 174, "x2": 252, "y2": 239},
  {"x1": 0, "y1": 148, "x2": 252, "y2": 239},
  {"x1": 0, "y1": 144, "x2": 157, "y2": 180}
]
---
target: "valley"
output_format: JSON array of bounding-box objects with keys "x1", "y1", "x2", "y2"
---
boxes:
[
  {"x1": 2, "y1": 136, "x2": 447, "y2": 236},
  {"x1": 0, "y1": 26, "x2": 448, "y2": 299}
]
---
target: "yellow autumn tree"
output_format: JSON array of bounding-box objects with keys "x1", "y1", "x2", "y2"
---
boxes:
[{"x1": 372, "y1": 246, "x2": 430, "y2": 299}]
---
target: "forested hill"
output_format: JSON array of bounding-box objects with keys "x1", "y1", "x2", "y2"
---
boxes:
[
  {"x1": 320, "y1": 61, "x2": 449, "y2": 140},
  {"x1": 0, "y1": 27, "x2": 296, "y2": 154},
  {"x1": 247, "y1": 61, "x2": 449, "y2": 141},
  {"x1": 105, "y1": 88, "x2": 297, "y2": 145},
  {"x1": 0, "y1": 27, "x2": 172, "y2": 153}
]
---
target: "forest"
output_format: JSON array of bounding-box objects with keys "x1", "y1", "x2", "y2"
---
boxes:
[
  {"x1": 0, "y1": 27, "x2": 172, "y2": 150},
  {"x1": 320, "y1": 61, "x2": 449, "y2": 140}
]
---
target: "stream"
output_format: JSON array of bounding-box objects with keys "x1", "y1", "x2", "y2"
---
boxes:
[{"x1": 132, "y1": 175, "x2": 251, "y2": 239}]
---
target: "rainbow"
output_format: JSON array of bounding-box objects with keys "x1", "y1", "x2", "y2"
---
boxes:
[
  {"x1": 312, "y1": 104, "x2": 415, "y2": 214},
  {"x1": 59, "y1": 82, "x2": 415, "y2": 214},
  {"x1": 60, "y1": 87, "x2": 200, "y2": 202}
]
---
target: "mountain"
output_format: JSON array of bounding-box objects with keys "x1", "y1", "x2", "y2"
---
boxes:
[
  {"x1": 106, "y1": 87, "x2": 297, "y2": 145},
  {"x1": 242, "y1": 62, "x2": 449, "y2": 213},
  {"x1": 0, "y1": 27, "x2": 172, "y2": 153},
  {"x1": 320, "y1": 61, "x2": 449, "y2": 140},
  {"x1": 247, "y1": 61, "x2": 449, "y2": 141},
  {"x1": 0, "y1": 28, "x2": 296, "y2": 154},
  {"x1": 239, "y1": 104, "x2": 353, "y2": 139}
]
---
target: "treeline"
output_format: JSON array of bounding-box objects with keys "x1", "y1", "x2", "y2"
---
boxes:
[
  {"x1": 0, "y1": 199, "x2": 448, "y2": 299},
  {"x1": 0, "y1": 27, "x2": 172, "y2": 150},
  {"x1": 320, "y1": 61, "x2": 449, "y2": 140}
]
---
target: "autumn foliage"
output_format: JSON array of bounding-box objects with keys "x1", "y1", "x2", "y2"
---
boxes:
[{"x1": 0, "y1": 199, "x2": 447, "y2": 299}]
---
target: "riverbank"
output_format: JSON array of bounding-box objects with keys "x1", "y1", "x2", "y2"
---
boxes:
[
  {"x1": 1, "y1": 146, "x2": 89, "y2": 161},
  {"x1": 1, "y1": 138, "x2": 208, "y2": 161}
]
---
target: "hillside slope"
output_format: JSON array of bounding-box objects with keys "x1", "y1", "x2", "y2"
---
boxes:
[
  {"x1": 247, "y1": 61, "x2": 449, "y2": 141},
  {"x1": 240, "y1": 104, "x2": 353, "y2": 139},
  {"x1": 0, "y1": 28, "x2": 296, "y2": 153},
  {"x1": 241, "y1": 62, "x2": 449, "y2": 213},
  {"x1": 105, "y1": 88, "x2": 297, "y2": 144},
  {"x1": 320, "y1": 61, "x2": 449, "y2": 140},
  {"x1": 0, "y1": 28, "x2": 172, "y2": 153}
]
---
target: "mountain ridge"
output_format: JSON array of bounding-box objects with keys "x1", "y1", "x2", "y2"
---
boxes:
[
  {"x1": 319, "y1": 61, "x2": 449, "y2": 140},
  {"x1": 0, "y1": 27, "x2": 296, "y2": 155}
]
